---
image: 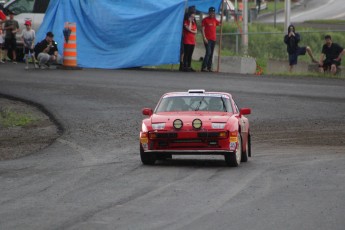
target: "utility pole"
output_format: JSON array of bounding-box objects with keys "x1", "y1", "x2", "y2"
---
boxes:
[
  {"x1": 242, "y1": 0, "x2": 248, "y2": 55},
  {"x1": 274, "y1": 0, "x2": 277, "y2": 27},
  {"x1": 284, "y1": 0, "x2": 291, "y2": 32},
  {"x1": 217, "y1": 0, "x2": 225, "y2": 72}
]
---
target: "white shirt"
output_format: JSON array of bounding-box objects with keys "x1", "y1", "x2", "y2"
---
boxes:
[
  {"x1": 0, "y1": 31, "x2": 4, "y2": 44},
  {"x1": 21, "y1": 29, "x2": 36, "y2": 48}
]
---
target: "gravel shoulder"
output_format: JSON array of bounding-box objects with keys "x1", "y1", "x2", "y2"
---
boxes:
[{"x1": 0, "y1": 97, "x2": 61, "y2": 161}]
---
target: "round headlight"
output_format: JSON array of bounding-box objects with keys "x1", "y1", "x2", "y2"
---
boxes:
[
  {"x1": 192, "y1": 119, "x2": 202, "y2": 129},
  {"x1": 173, "y1": 119, "x2": 183, "y2": 129}
]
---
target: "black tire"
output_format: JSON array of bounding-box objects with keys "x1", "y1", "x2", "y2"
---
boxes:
[
  {"x1": 140, "y1": 145, "x2": 156, "y2": 165},
  {"x1": 248, "y1": 134, "x2": 252, "y2": 157},
  {"x1": 241, "y1": 133, "x2": 249, "y2": 162},
  {"x1": 224, "y1": 133, "x2": 242, "y2": 167}
]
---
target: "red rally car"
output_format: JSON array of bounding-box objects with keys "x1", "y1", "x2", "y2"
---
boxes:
[{"x1": 139, "y1": 89, "x2": 251, "y2": 167}]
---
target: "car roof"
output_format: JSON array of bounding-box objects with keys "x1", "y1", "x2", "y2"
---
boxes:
[{"x1": 162, "y1": 90, "x2": 232, "y2": 98}]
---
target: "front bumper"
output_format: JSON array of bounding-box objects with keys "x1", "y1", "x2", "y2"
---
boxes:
[
  {"x1": 140, "y1": 130, "x2": 238, "y2": 154},
  {"x1": 143, "y1": 149, "x2": 234, "y2": 155}
]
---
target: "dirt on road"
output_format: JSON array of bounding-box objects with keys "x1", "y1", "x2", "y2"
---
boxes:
[{"x1": 0, "y1": 97, "x2": 61, "y2": 161}]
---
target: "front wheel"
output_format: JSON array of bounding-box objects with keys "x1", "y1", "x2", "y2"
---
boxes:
[
  {"x1": 140, "y1": 145, "x2": 156, "y2": 165},
  {"x1": 224, "y1": 133, "x2": 242, "y2": 167},
  {"x1": 241, "y1": 133, "x2": 249, "y2": 162}
]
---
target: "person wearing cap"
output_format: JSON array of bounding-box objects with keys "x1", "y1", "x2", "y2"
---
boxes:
[
  {"x1": 3, "y1": 11, "x2": 19, "y2": 63},
  {"x1": 21, "y1": 20, "x2": 38, "y2": 69},
  {"x1": 201, "y1": 6, "x2": 220, "y2": 72},
  {"x1": 182, "y1": 7, "x2": 197, "y2": 72},
  {"x1": 34, "y1": 31, "x2": 62, "y2": 69}
]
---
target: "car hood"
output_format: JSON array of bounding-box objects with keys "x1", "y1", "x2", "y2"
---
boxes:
[{"x1": 151, "y1": 112, "x2": 231, "y2": 124}]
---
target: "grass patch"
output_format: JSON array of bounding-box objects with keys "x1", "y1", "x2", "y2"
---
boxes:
[
  {"x1": 249, "y1": 0, "x2": 285, "y2": 14},
  {"x1": 0, "y1": 108, "x2": 37, "y2": 128},
  {"x1": 265, "y1": 1, "x2": 285, "y2": 13}
]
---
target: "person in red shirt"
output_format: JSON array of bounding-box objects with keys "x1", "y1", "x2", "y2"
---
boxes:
[
  {"x1": 182, "y1": 8, "x2": 197, "y2": 72},
  {"x1": 201, "y1": 7, "x2": 220, "y2": 72}
]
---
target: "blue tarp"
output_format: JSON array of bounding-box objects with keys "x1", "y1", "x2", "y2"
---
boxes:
[
  {"x1": 188, "y1": 0, "x2": 223, "y2": 13},
  {"x1": 37, "y1": 0, "x2": 222, "y2": 69}
]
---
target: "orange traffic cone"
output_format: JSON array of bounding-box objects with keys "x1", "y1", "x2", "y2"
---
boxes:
[{"x1": 62, "y1": 22, "x2": 81, "y2": 69}]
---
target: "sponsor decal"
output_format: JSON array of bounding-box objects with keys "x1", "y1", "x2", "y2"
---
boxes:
[
  {"x1": 142, "y1": 143, "x2": 148, "y2": 150},
  {"x1": 229, "y1": 142, "x2": 236, "y2": 150}
]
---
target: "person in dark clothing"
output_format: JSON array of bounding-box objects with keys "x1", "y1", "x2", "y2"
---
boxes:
[
  {"x1": 182, "y1": 7, "x2": 197, "y2": 72},
  {"x1": 180, "y1": 6, "x2": 196, "y2": 71},
  {"x1": 319, "y1": 35, "x2": 345, "y2": 75},
  {"x1": 34, "y1": 31, "x2": 62, "y2": 69},
  {"x1": 3, "y1": 11, "x2": 19, "y2": 63},
  {"x1": 256, "y1": 0, "x2": 261, "y2": 14},
  {"x1": 201, "y1": 6, "x2": 220, "y2": 72},
  {"x1": 284, "y1": 25, "x2": 317, "y2": 72}
]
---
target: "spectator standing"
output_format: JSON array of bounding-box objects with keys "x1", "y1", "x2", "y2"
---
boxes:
[
  {"x1": 201, "y1": 6, "x2": 220, "y2": 72},
  {"x1": 0, "y1": 28, "x2": 4, "y2": 63},
  {"x1": 284, "y1": 24, "x2": 317, "y2": 72},
  {"x1": 21, "y1": 20, "x2": 38, "y2": 69},
  {"x1": 182, "y1": 7, "x2": 197, "y2": 72},
  {"x1": 180, "y1": 6, "x2": 196, "y2": 71},
  {"x1": 256, "y1": 0, "x2": 261, "y2": 14},
  {"x1": 3, "y1": 11, "x2": 19, "y2": 63},
  {"x1": 34, "y1": 32, "x2": 62, "y2": 69},
  {"x1": 318, "y1": 35, "x2": 345, "y2": 75}
]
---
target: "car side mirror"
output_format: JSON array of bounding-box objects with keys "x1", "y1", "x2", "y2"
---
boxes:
[
  {"x1": 239, "y1": 108, "x2": 251, "y2": 116},
  {"x1": 142, "y1": 108, "x2": 153, "y2": 116}
]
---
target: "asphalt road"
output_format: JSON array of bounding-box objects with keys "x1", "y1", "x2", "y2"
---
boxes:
[
  {"x1": 0, "y1": 64, "x2": 345, "y2": 230},
  {"x1": 259, "y1": 0, "x2": 345, "y2": 23}
]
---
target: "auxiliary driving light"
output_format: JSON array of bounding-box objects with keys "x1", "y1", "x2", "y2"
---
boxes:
[
  {"x1": 192, "y1": 119, "x2": 202, "y2": 129},
  {"x1": 173, "y1": 119, "x2": 183, "y2": 129}
]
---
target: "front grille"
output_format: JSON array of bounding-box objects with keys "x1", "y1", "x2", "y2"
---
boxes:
[
  {"x1": 158, "y1": 141, "x2": 168, "y2": 147},
  {"x1": 151, "y1": 131, "x2": 226, "y2": 139},
  {"x1": 172, "y1": 139, "x2": 202, "y2": 143},
  {"x1": 198, "y1": 132, "x2": 220, "y2": 138},
  {"x1": 155, "y1": 133, "x2": 178, "y2": 138}
]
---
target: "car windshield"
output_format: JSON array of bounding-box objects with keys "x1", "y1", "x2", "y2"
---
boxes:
[
  {"x1": 7, "y1": 0, "x2": 34, "y2": 14},
  {"x1": 155, "y1": 96, "x2": 233, "y2": 113}
]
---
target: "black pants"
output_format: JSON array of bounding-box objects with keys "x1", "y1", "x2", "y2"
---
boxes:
[
  {"x1": 183, "y1": 44, "x2": 194, "y2": 68},
  {"x1": 320, "y1": 59, "x2": 341, "y2": 71},
  {"x1": 4, "y1": 38, "x2": 17, "y2": 51}
]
